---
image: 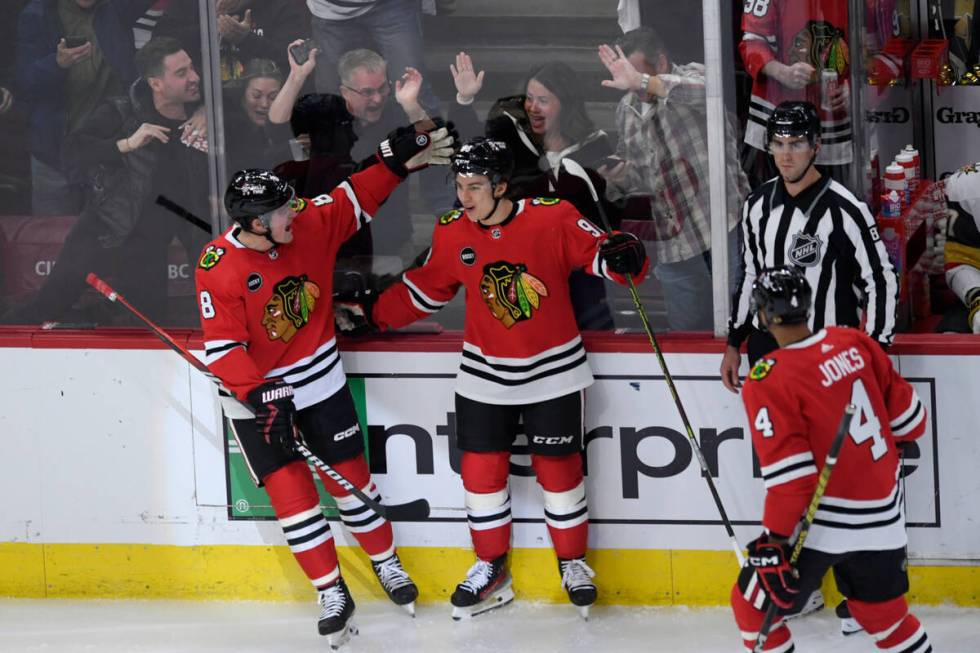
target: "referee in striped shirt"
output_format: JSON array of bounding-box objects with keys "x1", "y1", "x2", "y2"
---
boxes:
[{"x1": 721, "y1": 101, "x2": 898, "y2": 393}]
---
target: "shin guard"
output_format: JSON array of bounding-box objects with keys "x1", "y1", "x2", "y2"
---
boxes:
[
  {"x1": 731, "y1": 580, "x2": 795, "y2": 652},
  {"x1": 532, "y1": 453, "x2": 589, "y2": 560},
  {"x1": 461, "y1": 451, "x2": 512, "y2": 561},
  {"x1": 264, "y1": 460, "x2": 339, "y2": 590},
  {"x1": 849, "y1": 596, "x2": 932, "y2": 652},
  {"x1": 316, "y1": 455, "x2": 394, "y2": 560}
]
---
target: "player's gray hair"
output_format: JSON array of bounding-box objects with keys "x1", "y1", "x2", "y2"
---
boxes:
[{"x1": 338, "y1": 49, "x2": 387, "y2": 85}]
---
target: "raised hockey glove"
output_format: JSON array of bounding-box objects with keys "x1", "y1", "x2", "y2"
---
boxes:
[
  {"x1": 247, "y1": 380, "x2": 299, "y2": 455},
  {"x1": 746, "y1": 533, "x2": 799, "y2": 609},
  {"x1": 599, "y1": 231, "x2": 647, "y2": 276},
  {"x1": 377, "y1": 118, "x2": 456, "y2": 177}
]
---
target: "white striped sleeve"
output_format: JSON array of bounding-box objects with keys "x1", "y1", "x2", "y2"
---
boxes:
[
  {"x1": 760, "y1": 451, "x2": 818, "y2": 489},
  {"x1": 403, "y1": 274, "x2": 449, "y2": 313},
  {"x1": 203, "y1": 339, "x2": 245, "y2": 365},
  {"x1": 891, "y1": 390, "x2": 926, "y2": 437}
]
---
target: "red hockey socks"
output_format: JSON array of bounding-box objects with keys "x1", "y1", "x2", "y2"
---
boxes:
[
  {"x1": 849, "y1": 596, "x2": 932, "y2": 651},
  {"x1": 730, "y1": 582, "x2": 794, "y2": 652},
  {"x1": 531, "y1": 453, "x2": 589, "y2": 560},
  {"x1": 315, "y1": 454, "x2": 395, "y2": 561},
  {"x1": 461, "y1": 451, "x2": 512, "y2": 561},
  {"x1": 264, "y1": 460, "x2": 339, "y2": 589}
]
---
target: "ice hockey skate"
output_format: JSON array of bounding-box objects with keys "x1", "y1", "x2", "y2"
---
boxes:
[
  {"x1": 450, "y1": 555, "x2": 514, "y2": 620},
  {"x1": 781, "y1": 588, "x2": 824, "y2": 621},
  {"x1": 558, "y1": 557, "x2": 597, "y2": 620},
  {"x1": 372, "y1": 552, "x2": 419, "y2": 616},
  {"x1": 317, "y1": 578, "x2": 358, "y2": 649},
  {"x1": 836, "y1": 600, "x2": 863, "y2": 635}
]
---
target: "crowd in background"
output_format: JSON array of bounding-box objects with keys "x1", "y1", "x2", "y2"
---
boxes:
[{"x1": 0, "y1": 0, "x2": 976, "y2": 334}]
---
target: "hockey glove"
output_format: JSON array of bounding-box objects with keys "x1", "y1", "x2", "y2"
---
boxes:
[
  {"x1": 599, "y1": 232, "x2": 647, "y2": 276},
  {"x1": 247, "y1": 380, "x2": 299, "y2": 455},
  {"x1": 333, "y1": 270, "x2": 379, "y2": 336},
  {"x1": 746, "y1": 533, "x2": 799, "y2": 609},
  {"x1": 377, "y1": 118, "x2": 456, "y2": 177}
]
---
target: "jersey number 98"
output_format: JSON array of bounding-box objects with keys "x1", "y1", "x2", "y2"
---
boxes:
[{"x1": 743, "y1": 0, "x2": 770, "y2": 17}]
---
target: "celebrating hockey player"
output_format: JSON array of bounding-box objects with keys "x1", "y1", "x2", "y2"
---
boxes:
[
  {"x1": 194, "y1": 121, "x2": 453, "y2": 648},
  {"x1": 335, "y1": 138, "x2": 648, "y2": 620},
  {"x1": 732, "y1": 266, "x2": 931, "y2": 653},
  {"x1": 940, "y1": 162, "x2": 980, "y2": 334}
]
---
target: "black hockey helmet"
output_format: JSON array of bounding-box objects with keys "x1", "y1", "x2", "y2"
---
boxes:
[
  {"x1": 451, "y1": 138, "x2": 514, "y2": 186},
  {"x1": 225, "y1": 169, "x2": 294, "y2": 228},
  {"x1": 751, "y1": 266, "x2": 812, "y2": 326},
  {"x1": 766, "y1": 101, "x2": 821, "y2": 149}
]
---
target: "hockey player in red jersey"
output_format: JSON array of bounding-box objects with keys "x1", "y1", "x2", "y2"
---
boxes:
[
  {"x1": 740, "y1": 0, "x2": 852, "y2": 183},
  {"x1": 732, "y1": 266, "x2": 931, "y2": 653},
  {"x1": 337, "y1": 138, "x2": 648, "y2": 620},
  {"x1": 194, "y1": 122, "x2": 453, "y2": 647}
]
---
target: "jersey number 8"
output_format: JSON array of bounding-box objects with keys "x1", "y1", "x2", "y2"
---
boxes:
[{"x1": 199, "y1": 290, "x2": 216, "y2": 319}]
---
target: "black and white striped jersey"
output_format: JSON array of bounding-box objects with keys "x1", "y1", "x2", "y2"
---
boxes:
[{"x1": 728, "y1": 175, "x2": 898, "y2": 348}]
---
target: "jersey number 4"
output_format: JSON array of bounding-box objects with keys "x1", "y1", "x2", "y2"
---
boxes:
[{"x1": 848, "y1": 378, "x2": 887, "y2": 461}]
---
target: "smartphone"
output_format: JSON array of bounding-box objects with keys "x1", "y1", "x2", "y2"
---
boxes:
[
  {"x1": 64, "y1": 35, "x2": 89, "y2": 48},
  {"x1": 289, "y1": 40, "x2": 315, "y2": 66}
]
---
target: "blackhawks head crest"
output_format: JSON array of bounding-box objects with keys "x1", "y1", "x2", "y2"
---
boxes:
[
  {"x1": 789, "y1": 20, "x2": 849, "y2": 79},
  {"x1": 439, "y1": 208, "x2": 464, "y2": 225},
  {"x1": 262, "y1": 274, "x2": 321, "y2": 343},
  {"x1": 479, "y1": 261, "x2": 549, "y2": 328},
  {"x1": 749, "y1": 357, "x2": 777, "y2": 382},
  {"x1": 198, "y1": 244, "x2": 225, "y2": 270}
]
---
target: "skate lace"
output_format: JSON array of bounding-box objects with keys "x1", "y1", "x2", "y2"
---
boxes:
[
  {"x1": 459, "y1": 559, "x2": 495, "y2": 593},
  {"x1": 318, "y1": 584, "x2": 347, "y2": 619},
  {"x1": 374, "y1": 556, "x2": 413, "y2": 591},
  {"x1": 560, "y1": 558, "x2": 596, "y2": 591}
]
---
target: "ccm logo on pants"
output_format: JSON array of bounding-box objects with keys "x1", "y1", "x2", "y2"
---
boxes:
[
  {"x1": 334, "y1": 424, "x2": 361, "y2": 442},
  {"x1": 532, "y1": 435, "x2": 575, "y2": 445}
]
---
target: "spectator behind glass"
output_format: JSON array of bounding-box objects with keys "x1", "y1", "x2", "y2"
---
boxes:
[
  {"x1": 223, "y1": 58, "x2": 292, "y2": 175},
  {"x1": 306, "y1": 0, "x2": 439, "y2": 116},
  {"x1": 738, "y1": 0, "x2": 852, "y2": 187},
  {"x1": 269, "y1": 44, "x2": 450, "y2": 262},
  {"x1": 15, "y1": 0, "x2": 157, "y2": 215},
  {"x1": 153, "y1": 0, "x2": 310, "y2": 81},
  {"x1": 0, "y1": 1, "x2": 30, "y2": 216},
  {"x1": 450, "y1": 56, "x2": 619, "y2": 330},
  {"x1": 3, "y1": 37, "x2": 209, "y2": 326},
  {"x1": 596, "y1": 28, "x2": 748, "y2": 332}
]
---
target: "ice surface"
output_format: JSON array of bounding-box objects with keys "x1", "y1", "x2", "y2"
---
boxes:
[{"x1": 0, "y1": 599, "x2": 976, "y2": 652}]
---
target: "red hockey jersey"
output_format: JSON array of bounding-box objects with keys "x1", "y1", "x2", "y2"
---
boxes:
[
  {"x1": 372, "y1": 198, "x2": 646, "y2": 404},
  {"x1": 742, "y1": 326, "x2": 926, "y2": 554},
  {"x1": 195, "y1": 161, "x2": 401, "y2": 408},
  {"x1": 740, "y1": 0, "x2": 852, "y2": 164}
]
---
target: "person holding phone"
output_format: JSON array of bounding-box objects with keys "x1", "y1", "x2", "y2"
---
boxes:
[{"x1": 15, "y1": 0, "x2": 156, "y2": 215}]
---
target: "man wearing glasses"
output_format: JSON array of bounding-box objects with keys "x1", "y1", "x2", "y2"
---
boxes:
[{"x1": 271, "y1": 46, "x2": 451, "y2": 260}]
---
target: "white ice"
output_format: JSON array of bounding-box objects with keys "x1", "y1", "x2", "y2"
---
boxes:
[{"x1": 0, "y1": 599, "x2": 977, "y2": 652}]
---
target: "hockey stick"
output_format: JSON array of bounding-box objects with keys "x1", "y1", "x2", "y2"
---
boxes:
[
  {"x1": 84, "y1": 272, "x2": 431, "y2": 522},
  {"x1": 752, "y1": 404, "x2": 857, "y2": 653},
  {"x1": 559, "y1": 158, "x2": 746, "y2": 565}
]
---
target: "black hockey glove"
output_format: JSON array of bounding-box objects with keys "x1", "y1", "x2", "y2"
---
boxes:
[
  {"x1": 333, "y1": 270, "x2": 380, "y2": 336},
  {"x1": 599, "y1": 231, "x2": 647, "y2": 276},
  {"x1": 746, "y1": 533, "x2": 799, "y2": 609},
  {"x1": 376, "y1": 118, "x2": 456, "y2": 177},
  {"x1": 247, "y1": 380, "x2": 299, "y2": 455}
]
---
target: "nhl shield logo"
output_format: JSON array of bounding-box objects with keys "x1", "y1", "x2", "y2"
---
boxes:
[{"x1": 788, "y1": 232, "x2": 823, "y2": 267}]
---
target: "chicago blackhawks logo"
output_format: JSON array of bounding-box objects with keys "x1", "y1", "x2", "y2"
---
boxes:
[
  {"x1": 479, "y1": 261, "x2": 549, "y2": 328},
  {"x1": 789, "y1": 20, "x2": 849, "y2": 81},
  {"x1": 439, "y1": 208, "x2": 464, "y2": 225},
  {"x1": 530, "y1": 197, "x2": 560, "y2": 206},
  {"x1": 749, "y1": 357, "x2": 777, "y2": 381},
  {"x1": 261, "y1": 275, "x2": 321, "y2": 343},
  {"x1": 198, "y1": 244, "x2": 225, "y2": 270}
]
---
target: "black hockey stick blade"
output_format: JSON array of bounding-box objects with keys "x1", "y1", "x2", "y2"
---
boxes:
[{"x1": 379, "y1": 498, "x2": 431, "y2": 521}]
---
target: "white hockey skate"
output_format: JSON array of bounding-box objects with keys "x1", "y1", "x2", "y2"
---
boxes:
[
  {"x1": 372, "y1": 552, "x2": 419, "y2": 616},
  {"x1": 450, "y1": 555, "x2": 514, "y2": 620},
  {"x1": 318, "y1": 578, "x2": 358, "y2": 650},
  {"x1": 782, "y1": 588, "x2": 824, "y2": 621},
  {"x1": 559, "y1": 557, "x2": 597, "y2": 620},
  {"x1": 836, "y1": 600, "x2": 864, "y2": 636}
]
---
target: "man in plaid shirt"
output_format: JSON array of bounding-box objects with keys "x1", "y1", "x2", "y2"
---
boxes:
[{"x1": 598, "y1": 27, "x2": 749, "y2": 331}]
